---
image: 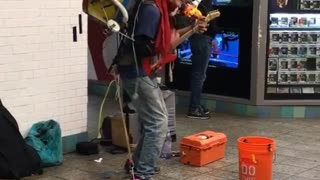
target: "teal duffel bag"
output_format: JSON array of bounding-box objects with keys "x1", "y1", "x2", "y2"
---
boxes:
[{"x1": 25, "y1": 120, "x2": 63, "y2": 167}]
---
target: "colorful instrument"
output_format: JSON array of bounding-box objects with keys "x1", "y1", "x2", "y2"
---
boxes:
[
  {"x1": 82, "y1": 0, "x2": 129, "y2": 27},
  {"x1": 143, "y1": 10, "x2": 221, "y2": 75}
]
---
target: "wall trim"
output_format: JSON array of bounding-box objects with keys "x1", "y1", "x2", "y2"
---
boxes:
[
  {"x1": 176, "y1": 94, "x2": 320, "y2": 119},
  {"x1": 62, "y1": 132, "x2": 88, "y2": 153},
  {"x1": 89, "y1": 81, "x2": 320, "y2": 119}
]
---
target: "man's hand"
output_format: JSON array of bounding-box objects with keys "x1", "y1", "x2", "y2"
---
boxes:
[
  {"x1": 195, "y1": 16, "x2": 208, "y2": 33},
  {"x1": 171, "y1": 28, "x2": 180, "y2": 43}
]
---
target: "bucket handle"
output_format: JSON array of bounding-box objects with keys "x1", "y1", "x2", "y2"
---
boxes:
[
  {"x1": 268, "y1": 144, "x2": 277, "y2": 163},
  {"x1": 242, "y1": 140, "x2": 276, "y2": 163},
  {"x1": 251, "y1": 152, "x2": 277, "y2": 164},
  {"x1": 250, "y1": 144, "x2": 276, "y2": 164},
  {"x1": 273, "y1": 152, "x2": 277, "y2": 163}
]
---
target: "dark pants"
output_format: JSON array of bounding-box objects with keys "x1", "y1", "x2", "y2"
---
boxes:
[
  {"x1": 189, "y1": 34, "x2": 212, "y2": 110},
  {"x1": 123, "y1": 90, "x2": 131, "y2": 103}
]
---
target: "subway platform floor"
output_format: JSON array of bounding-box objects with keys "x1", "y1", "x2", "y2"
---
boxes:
[{"x1": 26, "y1": 95, "x2": 320, "y2": 180}]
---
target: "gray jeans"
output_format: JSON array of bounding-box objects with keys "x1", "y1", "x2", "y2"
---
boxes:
[{"x1": 122, "y1": 76, "x2": 168, "y2": 178}]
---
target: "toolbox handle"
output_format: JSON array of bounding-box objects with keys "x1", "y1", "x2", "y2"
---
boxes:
[
  {"x1": 181, "y1": 132, "x2": 227, "y2": 150},
  {"x1": 197, "y1": 134, "x2": 212, "y2": 140}
]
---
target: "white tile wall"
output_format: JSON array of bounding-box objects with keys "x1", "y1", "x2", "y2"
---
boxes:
[{"x1": 0, "y1": 0, "x2": 88, "y2": 137}]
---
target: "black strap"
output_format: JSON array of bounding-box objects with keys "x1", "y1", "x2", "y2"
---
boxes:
[
  {"x1": 0, "y1": 151, "x2": 20, "y2": 180},
  {"x1": 0, "y1": 102, "x2": 19, "y2": 130}
]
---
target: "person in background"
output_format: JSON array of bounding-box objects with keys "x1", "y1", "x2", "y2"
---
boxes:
[{"x1": 187, "y1": 0, "x2": 217, "y2": 119}]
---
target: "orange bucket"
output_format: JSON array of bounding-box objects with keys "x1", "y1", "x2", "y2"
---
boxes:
[{"x1": 237, "y1": 136, "x2": 275, "y2": 180}]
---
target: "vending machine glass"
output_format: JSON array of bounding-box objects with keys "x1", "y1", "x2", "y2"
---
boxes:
[{"x1": 265, "y1": 0, "x2": 320, "y2": 99}]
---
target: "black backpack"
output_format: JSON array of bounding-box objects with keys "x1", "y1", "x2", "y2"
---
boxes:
[{"x1": 0, "y1": 100, "x2": 43, "y2": 179}]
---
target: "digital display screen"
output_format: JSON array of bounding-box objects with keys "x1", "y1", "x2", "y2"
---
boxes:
[
  {"x1": 212, "y1": 0, "x2": 253, "y2": 7},
  {"x1": 213, "y1": 0, "x2": 232, "y2": 5},
  {"x1": 177, "y1": 31, "x2": 240, "y2": 69}
]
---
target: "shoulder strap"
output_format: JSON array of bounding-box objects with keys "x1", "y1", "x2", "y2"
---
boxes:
[
  {"x1": 126, "y1": 0, "x2": 156, "y2": 36},
  {"x1": 143, "y1": 0, "x2": 156, "y2": 5}
]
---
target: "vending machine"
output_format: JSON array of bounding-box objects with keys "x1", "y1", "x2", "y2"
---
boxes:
[{"x1": 265, "y1": 0, "x2": 320, "y2": 99}]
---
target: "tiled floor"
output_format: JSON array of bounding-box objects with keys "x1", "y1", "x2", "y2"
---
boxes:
[{"x1": 26, "y1": 95, "x2": 320, "y2": 180}]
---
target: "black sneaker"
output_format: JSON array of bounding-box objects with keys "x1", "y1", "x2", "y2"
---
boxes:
[
  {"x1": 187, "y1": 108, "x2": 210, "y2": 120},
  {"x1": 124, "y1": 160, "x2": 160, "y2": 174},
  {"x1": 134, "y1": 176, "x2": 155, "y2": 180},
  {"x1": 123, "y1": 105, "x2": 135, "y2": 113},
  {"x1": 200, "y1": 105, "x2": 209, "y2": 115}
]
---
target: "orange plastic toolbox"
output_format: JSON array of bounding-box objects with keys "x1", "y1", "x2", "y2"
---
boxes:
[{"x1": 180, "y1": 130, "x2": 227, "y2": 166}]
